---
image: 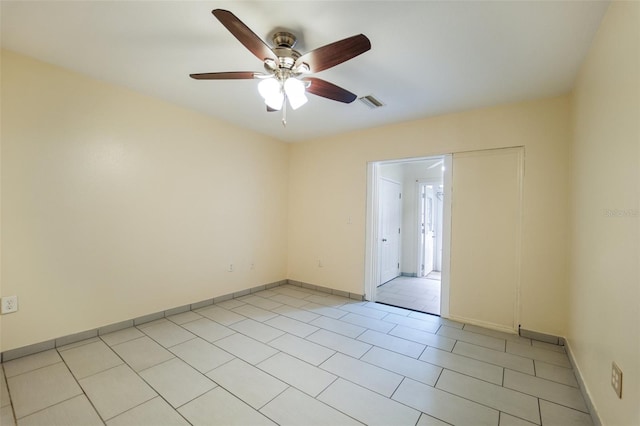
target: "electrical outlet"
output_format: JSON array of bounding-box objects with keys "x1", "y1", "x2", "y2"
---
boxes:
[
  {"x1": 1, "y1": 296, "x2": 18, "y2": 314},
  {"x1": 611, "y1": 362, "x2": 623, "y2": 398},
  {"x1": 318, "y1": 260, "x2": 323, "y2": 268},
  {"x1": 228, "y1": 263, "x2": 234, "y2": 272}
]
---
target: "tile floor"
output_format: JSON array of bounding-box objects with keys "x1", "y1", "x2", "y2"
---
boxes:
[
  {"x1": 0, "y1": 284, "x2": 592, "y2": 426},
  {"x1": 377, "y1": 276, "x2": 441, "y2": 315}
]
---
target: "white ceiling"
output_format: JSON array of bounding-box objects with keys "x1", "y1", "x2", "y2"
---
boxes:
[{"x1": 1, "y1": 1, "x2": 609, "y2": 143}]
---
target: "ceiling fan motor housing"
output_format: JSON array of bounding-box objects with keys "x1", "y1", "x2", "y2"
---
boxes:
[{"x1": 268, "y1": 32, "x2": 303, "y2": 73}]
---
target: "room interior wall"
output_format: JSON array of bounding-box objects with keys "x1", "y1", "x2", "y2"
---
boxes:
[
  {"x1": 0, "y1": 50, "x2": 289, "y2": 352},
  {"x1": 568, "y1": 1, "x2": 639, "y2": 424},
  {"x1": 288, "y1": 95, "x2": 572, "y2": 336}
]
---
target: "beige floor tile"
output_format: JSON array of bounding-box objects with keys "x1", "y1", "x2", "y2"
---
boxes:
[
  {"x1": 506, "y1": 341, "x2": 571, "y2": 368},
  {"x1": 107, "y1": 397, "x2": 190, "y2": 426},
  {"x1": 362, "y1": 347, "x2": 441, "y2": 386},
  {"x1": 311, "y1": 316, "x2": 367, "y2": 338},
  {"x1": 0, "y1": 287, "x2": 594, "y2": 426},
  {"x1": 213, "y1": 333, "x2": 278, "y2": 365},
  {"x1": 389, "y1": 325, "x2": 456, "y2": 351},
  {"x1": 231, "y1": 304, "x2": 278, "y2": 322},
  {"x1": 111, "y1": 337, "x2": 174, "y2": 372},
  {"x1": 307, "y1": 329, "x2": 372, "y2": 359},
  {"x1": 318, "y1": 378, "x2": 420, "y2": 426},
  {"x1": 436, "y1": 369, "x2": 540, "y2": 424},
  {"x1": 3, "y1": 350, "x2": 61, "y2": 378},
  {"x1": 339, "y1": 313, "x2": 395, "y2": 333},
  {"x1": 504, "y1": 369, "x2": 588, "y2": 412},
  {"x1": 18, "y1": 395, "x2": 102, "y2": 426},
  {"x1": 166, "y1": 311, "x2": 202, "y2": 325},
  {"x1": 8, "y1": 362, "x2": 82, "y2": 419},
  {"x1": 229, "y1": 318, "x2": 285, "y2": 343},
  {"x1": 206, "y1": 359, "x2": 287, "y2": 409},
  {"x1": 181, "y1": 318, "x2": 235, "y2": 342},
  {"x1": 272, "y1": 304, "x2": 320, "y2": 322},
  {"x1": 535, "y1": 360, "x2": 579, "y2": 387},
  {"x1": 100, "y1": 327, "x2": 145, "y2": 347},
  {"x1": 169, "y1": 337, "x2": 234, "y2": 373},
  {"x1": 1, "y1": 368, "x2": 10, "y2": 407},
  {"x1": 239, "y1": 295, "x2": 282, "y2": 311},
  {"x1": 268, "y1": 333, "x2": 335, "y2": 366},
  {"x1": 195, "y1": 306, "x2": 245, "y2": 326},
  {"x1": 419, "y1": 346, "x2": 503, "y2": 385},
  {"x1": 261, "y1": 387, "x2": 361, "y2": 426},
  {"x1": 1, "y1": 405, "x2": 15, "y2": 426},
  {"x1": 539, "y1": 400, "x2": 593, "y2": 425},
  {"x1": 264, "y1": 315, "x2": 320, "y2": 338},
  {"x1": 499, "y1": 412, "x2": 539, "y2": 425},
  {"x1": 258, "y1": 352, "x2": 337, "y2": 397},
  {"x1": 179, "y1": 387, "x2": 276, "y2": 426},
  {"x1": 59, "y1": 340, "x2": 123, "y2": 379},
  {"x1": 357, "y1": 329, "x2": 425, "y2": 358},
  {"x1": 139, "y1": 321, "x2": 195, "y2": 348},
  {"x1": 382, "y1": 313, "x2": 440, "y2": 333},
  {"x1": 79, "y1": 364, "x2": 156, "y2": 420},
  {"x1": 302, "y1": 303, "x2": 349, "y2": 319},
  {"x1": 139, "y1": 358, "x2": 216, "y2": 408},
  {"x1": 453, "y1": 341, "x2": 534, "y2": 374},
  {"x1": 320, "y1": 353, "x2": 403, "y2": 397},
  {"x1": 437, "y1": 325, "x2": 506, "y2": 351},
  {"x1": 416, "y1": 412, "x2": 451, "y2": 426},
  {"x1": 393, "y1": 378, "x2": 499, "y2": 426}
]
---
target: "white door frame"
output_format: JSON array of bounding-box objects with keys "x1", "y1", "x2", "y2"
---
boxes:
[
  {"x1": 416, "y1": 179, "x2": 441, "y2": 278},
  {"x1": 365, "y1": 155, "x2": 452, "y2": 318}
]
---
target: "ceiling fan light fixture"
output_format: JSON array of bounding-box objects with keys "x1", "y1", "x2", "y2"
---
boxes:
[
  {"x1": 258, "y1": 77, "x2": 284, "y2": 110},
  {"x1": 284, "y1": 78, "x2": 308, "y2": 110}
]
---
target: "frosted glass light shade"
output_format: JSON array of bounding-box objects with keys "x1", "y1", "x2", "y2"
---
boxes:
[
  {"x1": 284, "y1": 78, "x2": 308, "y2": 110},
  {"x1": 258, "y1": 78, "x2": 284, "y2": 110}
]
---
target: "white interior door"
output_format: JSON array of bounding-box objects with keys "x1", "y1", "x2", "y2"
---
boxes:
[
  {"x1": 422, "y1": 184, "x2": 435, "y2": 276},
  {"x1": 449, "y1": 147, "x2": 523, "y2": 331},
  {"x1": 379, "y1": 178, "x2": 401, "y2": 285}
]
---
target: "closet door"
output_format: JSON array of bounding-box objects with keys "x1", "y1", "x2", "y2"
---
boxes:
[{"x1": 449, "y1": 147, "x2": 523, "y2": 331}]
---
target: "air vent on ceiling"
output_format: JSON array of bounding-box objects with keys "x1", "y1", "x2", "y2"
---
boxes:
[{"x1": 358, "y1": 95, "x2": 385, "y2": 109}]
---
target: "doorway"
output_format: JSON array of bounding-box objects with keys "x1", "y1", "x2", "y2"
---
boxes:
[{"x1": 365, "y1": 156, "x2": 451, "y2": 316}]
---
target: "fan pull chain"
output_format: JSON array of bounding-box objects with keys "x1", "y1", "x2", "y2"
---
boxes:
[{"x1": 281, "y1": 95, "x2": 287, "y2": 127}]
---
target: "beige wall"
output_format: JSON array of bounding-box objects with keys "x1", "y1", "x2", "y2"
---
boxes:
[
  {"x1": 288, "y1": 95, "x2": 572, "y2": 336},
  {"x1": 568, "y1": 2, "x2": 640, "y2": 424},
  {"x1": 0, "y1": 50, "x2": 289, "y2": 351}
]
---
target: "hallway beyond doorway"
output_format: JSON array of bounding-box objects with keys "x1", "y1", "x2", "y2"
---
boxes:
[{"x1": 376, "y1": 276, "x2": 440, "y2": 315}]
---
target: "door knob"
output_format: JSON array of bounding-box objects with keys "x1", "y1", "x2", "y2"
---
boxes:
[{"x1": 382, "y1": 238, "x2": 387, "y2": 242}]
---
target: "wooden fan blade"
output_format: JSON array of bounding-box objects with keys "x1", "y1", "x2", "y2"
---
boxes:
[
  {"x1": 295, "y1": 34, "x2": 371, "y2": 73},
  {"x1": 190, "y1": 72, "x2": 256, "y2": 80},
  {"x1": 212, "y1": 9, "x2": 277, "y2": 62},
  {"x1": 304, "y1": 77, "x2": 357, "y2": 103}
]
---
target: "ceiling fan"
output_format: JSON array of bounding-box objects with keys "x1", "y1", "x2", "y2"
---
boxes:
[{"x1": 190, "y1": 9, "x2": 371, "y2": 125}]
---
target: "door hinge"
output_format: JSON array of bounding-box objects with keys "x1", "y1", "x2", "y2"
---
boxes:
[
  {"x1": 397, "y1": 262, "x2": 400, "y2": 269},
  {"x1": 398, "y1": 228, "x2": 401, "y2": 234},
  {"x1": 399, "y1": 193, "x2": 402, "y2": 199}
]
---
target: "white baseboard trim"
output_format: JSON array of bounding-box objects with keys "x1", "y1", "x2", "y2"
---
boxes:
[
  {"x1": 445, "y1": 314, "x2": 518, "y2": 334},
  {"x1": 564, "y1": 338, "x2": 602, "y2": 426}
]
